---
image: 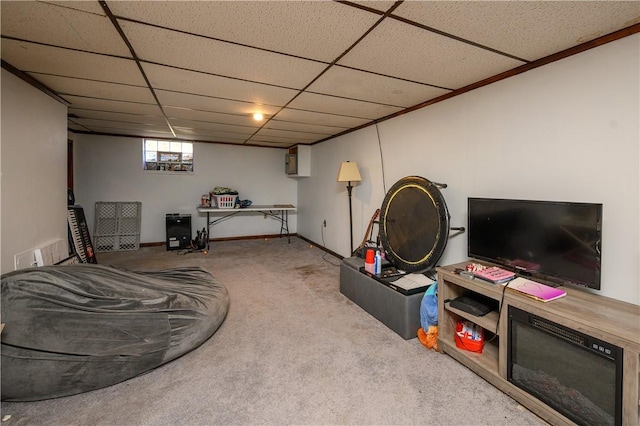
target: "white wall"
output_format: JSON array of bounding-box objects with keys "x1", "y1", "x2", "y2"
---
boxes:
[
  {"x1": 1, "y1": 69, "x2": 69, "y2": 273},
  {"x1": 6, "y1": 34, "x2": 636, "y2": 304},
  {"x1": 73, "y1": 134, "x2": 298, "y2": 244},
  {"x1": 299, "y1": 34, "x2": 640, "y2": 304}
]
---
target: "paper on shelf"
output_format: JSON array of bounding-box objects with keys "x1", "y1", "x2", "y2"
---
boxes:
[{"x1": 392, "y1": 273, "x2": 435, "y2": 291}]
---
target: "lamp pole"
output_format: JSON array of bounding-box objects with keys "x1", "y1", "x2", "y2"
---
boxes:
[
  {"x1": 347, "y1": 180, "x2": 354, "y2": 255},
  {"x1": 337, "y1": 160, "x2": 361, "y2": 257}
]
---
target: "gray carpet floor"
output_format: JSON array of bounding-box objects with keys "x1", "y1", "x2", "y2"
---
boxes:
[{"x1": 1, "y1": 237, "x2": 548, "y2": 425}]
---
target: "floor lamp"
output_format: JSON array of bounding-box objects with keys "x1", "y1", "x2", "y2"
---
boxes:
[{"x1": 337, "y1": 161, "x2": 362, "y2": 255}]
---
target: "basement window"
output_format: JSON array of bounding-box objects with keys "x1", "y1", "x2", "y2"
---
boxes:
[{"x1": 143, "y1": 139, "x2": 193, "y2": 172}]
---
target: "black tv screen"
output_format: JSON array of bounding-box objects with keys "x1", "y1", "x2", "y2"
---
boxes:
[{"x1": 468, "y1": 198, "x2": 602, "y2": 289}]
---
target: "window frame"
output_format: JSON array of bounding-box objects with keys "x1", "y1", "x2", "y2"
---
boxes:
[{"x1": 143, "y1": 139, "x2": 194, "y2": 173}]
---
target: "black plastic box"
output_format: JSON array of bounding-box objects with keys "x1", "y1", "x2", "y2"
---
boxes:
[{"x1": 165, "y1": 214, "x2": 191, "y2": 250}]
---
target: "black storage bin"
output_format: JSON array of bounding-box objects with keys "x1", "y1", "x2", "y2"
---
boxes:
[{"x1": 165, "y1": 214, "x2": 191, "y2": 250}]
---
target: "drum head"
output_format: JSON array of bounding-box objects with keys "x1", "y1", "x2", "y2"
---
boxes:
[{"x1": 379, "y1": 176, "x2": 450, "y2": 272}]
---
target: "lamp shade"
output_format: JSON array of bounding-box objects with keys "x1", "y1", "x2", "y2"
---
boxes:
[{"x1": 337, "y1": 161, "x2": 362, "y2": 182}]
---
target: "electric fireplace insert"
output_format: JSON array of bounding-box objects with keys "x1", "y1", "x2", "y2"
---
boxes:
[{"x1": 508, "y1": 306, "x2": 623, "y2": 426}]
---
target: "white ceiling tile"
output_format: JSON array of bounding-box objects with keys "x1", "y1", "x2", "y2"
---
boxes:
[
  {"x1": 75, "y1": 118, "x2": 167, "y2": 132},
  {"x1": 1, "y1": 40, "x2": 145, "y2": 85},
  {"x1": 69, "y1": 109, "x2": 167, "y2": 126},
  {"x1": 393, "y1": 1, "x2": 640, "y2": 61},
  {"x1": 338, "y1": 19, "x2": 525, "y2": 89},
  {"x1": 307, "y1": 66, "x2": 450, "y2": 107},
  {"x1": 78, "y1": 125, "x2": 174, "y2": 139},
  {"x1": 287, "y1": 92, "x2": 403, "y2": 120},
  {"x1": 171, "y1": 128, "x2": 248, "y2": 144},
  {"x1": 107, "y1": 1, "x2": 381, "y2": 62},
  {"x1": 274, "y1": 109, "x2": 371, "y2": 129},
  {"x1": 32, "y1": 73, "x2": 154, "y2": 104},
  {"x1": 143, "y1": 63, "x2": 298, "y2": 107},
  {"x1": 63, "y1": 95, "x2": 163, "y2": 116},
  {"x1": 164, "y1": 107, "x2": 261, "y2": 128},
  {"x1": 1, "y1": 1, "x2": 129, "y2": 56},
  {"x1": 248, "y1": 131, "x2": 311, "y2": 144},
  {"x1": 162, "y1": 133, "x2": 246, "y2": 144},
  {"x1": 120, "y1": 21, "x2": 326, "y2": 89},
  {"x1": 349, "y1": 2, "x2": 398, "y2": 13},
  {"x1": 46, "y1": 1, "x2": 106, "y2": 16},
  {"x1": 168, "y1": 118, "x2": 257, "y2": 135},
  {"x1": 254, "y1": 128, "x2": 324, "y2": 142},
  {"x1": 266, "y1": 120, "x2": 347, "y2": 136},
  {"x1": 3, "y1": 1, "x2": 636, "y2": 144},
  {"x1": 156, "y1": 90, "x2": 282, "y2": 118}
]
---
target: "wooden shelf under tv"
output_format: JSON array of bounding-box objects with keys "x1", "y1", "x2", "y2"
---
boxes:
[{"x1": 437, "y1": 262, "x2": 640, "y2": 426}]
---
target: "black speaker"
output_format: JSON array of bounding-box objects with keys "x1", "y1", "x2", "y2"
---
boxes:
[{"x1": 166, "y1": 214, "x2": 191, "y2": 251}]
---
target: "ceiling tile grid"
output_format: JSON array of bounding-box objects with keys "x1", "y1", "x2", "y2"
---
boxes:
[
  {"x1": 286, "y1": 91, "x2": 404, "y2": 120},
  {"x1": 265, "y1": 120, "x2": 348, "y2": 136},
  {"x1": 1, "y1": 39, "x2": 144, "y2": 86},
  {"x1": 63, "y1": 95, "x2": 162, "y2": 116},
  {"x1": 393, "y1": 1, "x2": 640, "y2": 62},
  {"x1": 274, "y1": 108, "x2": 372, "y2": 129},
  {"x1": 168, "y1": 118, "x2": 258, "y2": 136},
  {"x1": 33, "y1": 73, "x2": 155, "y2": 105},
  {"x1": 106, "y1": 0, "x2": 382, "y2": 62},
  {"x1": 1, "y1": 0, "x2": 638, "y2": 147},
  {"x1": 306, "y1": 65, "x2": 451, "y2": 108},
  {"x1": 155, "y1": 89, "x2": 282, "y2": 118},
  {"x1": 0, "y1": 1, "x2": 128, "y2": 56},
  {"x1": 120, "y1": 20, "x2": 327, "y2": 89},
  {"x1": 69, "y1": 109, "x2": 169, "y2": 126},
  {"x1": 143, "y1": 63, "x2": 299, "y2": 109},
  {"x1": 163, "y1": 106, "x2": 269, "y2": 128},
  {"x1": 336, "y1": 18, "x2": 526, "y2": 90}
]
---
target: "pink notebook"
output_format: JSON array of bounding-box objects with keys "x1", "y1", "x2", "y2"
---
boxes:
[
  {"x1": 506, "y1": 277, "x2": 567, "y2": 302},
  {"x1": 473, "y1": 266, "x2": 516, "y2": 283}
]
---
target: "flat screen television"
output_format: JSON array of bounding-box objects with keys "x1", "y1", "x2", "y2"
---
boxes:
[{"x1": 467, "y1": 198, "x2": 602, "y2": 289}]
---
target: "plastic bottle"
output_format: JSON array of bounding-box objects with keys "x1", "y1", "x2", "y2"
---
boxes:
[{"x1": 374, "y1": 250, "x2": 382, "y2": 275}]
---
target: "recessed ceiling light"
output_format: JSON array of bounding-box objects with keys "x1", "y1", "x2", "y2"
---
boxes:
[{"x1": 253, "y1": 113, "x2": 264, "y2": 121}]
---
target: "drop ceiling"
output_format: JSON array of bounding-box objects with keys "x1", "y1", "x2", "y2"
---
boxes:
[{"x1": 2, "y1": 1, "x2": 639, "y2": 149}]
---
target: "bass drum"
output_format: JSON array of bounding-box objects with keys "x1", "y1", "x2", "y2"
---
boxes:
[{"x1": 379, "y1": 176, "x2": 450, "y2": 272}]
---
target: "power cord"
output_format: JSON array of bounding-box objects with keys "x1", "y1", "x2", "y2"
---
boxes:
[
  {"x1": 320, "y1": 222, "x2": 341, "y2": 267},
  {"x1": 375, "y1": 122, "x2": 387, "y2": 194},
  {"x1": 495, "y1": 279, "x2": 510, "y2": 335},
  {"x1": 175, "y1": 248, "x2": 206, "y2": 255}
]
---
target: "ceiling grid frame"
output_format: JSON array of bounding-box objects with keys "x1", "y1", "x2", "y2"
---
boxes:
[{"x1": 0, "y1": 0, "x2": 638, "y2": 148}]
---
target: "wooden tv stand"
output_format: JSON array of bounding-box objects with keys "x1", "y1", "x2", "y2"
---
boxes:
[{"x1": 437, "y1": 262, "x2": 640, "y2": 426}]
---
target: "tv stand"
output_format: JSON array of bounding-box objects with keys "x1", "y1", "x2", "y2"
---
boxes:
[{"x1": 437, "y1": 262, "x2": 640, "y2": 426}]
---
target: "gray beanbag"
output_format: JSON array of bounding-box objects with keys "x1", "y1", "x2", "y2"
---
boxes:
[{"x1": 1, "y1": 264, "x2": 229, "y2": 401}]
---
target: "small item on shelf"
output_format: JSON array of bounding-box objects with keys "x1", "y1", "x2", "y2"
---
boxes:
[
  {"x1": 466, "y1": 262, "x2": 486, "y2": 272},
  {"x1": 211, "y1": 194, "x2": 238, "y2": 209},
  {"x1": 450, "y1": 295, "x2": 495, "y2": 316},
  {"x1": 209, "y1": 186, "x2": 240, "y2": 209},
  {"x1": 454, "y1": 320, "x2": 484, "y2": 353},
  {"x1": 364, "y1": 249, "x2": 375, "y2": 274},
  {"x1": 380, "y1": 266, "x2": 402, "y2": 278},
  {"x1": 374, "y1": 250, "x2": 382, "y2": 275},
  {"x1": 455, "y1": 268, "x2": 475, "y2": 279},
  {"x1": 211, "y1": 186, "x2": 238, "y2": 195},
  {"x1": 473, "y1": 266, "x2": 516, "y2": 284}
]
